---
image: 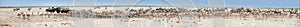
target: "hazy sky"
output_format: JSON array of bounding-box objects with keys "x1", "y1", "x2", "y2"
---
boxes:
[{"x1": 0, "y1": 0, "x2": 299, "y2": 8}]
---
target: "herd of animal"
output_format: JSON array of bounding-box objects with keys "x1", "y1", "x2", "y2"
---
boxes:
[{"x1": 13, "y1": 7, "x2": 300, "y2": 18}]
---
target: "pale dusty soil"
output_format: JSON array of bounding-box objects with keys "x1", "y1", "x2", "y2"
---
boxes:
[{"x1": 0, "y1": 7, "x2": 299, "y2": 27}]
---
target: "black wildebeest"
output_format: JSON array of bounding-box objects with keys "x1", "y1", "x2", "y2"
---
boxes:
[
  {"x1": 13, "y1": 8, "x2": 20, "y2": 11},
  {"x1": 28, "y1": 8, "x2": 32, "y2": 11},
  {"x1": 45, "y1": 7, "x2": 71, "y2": 13},
  {"x1": 60, "y1": 9, "x2": 70, "y2": 13}
]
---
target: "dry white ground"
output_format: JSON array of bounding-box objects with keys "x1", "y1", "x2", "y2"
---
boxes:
[{"x1": 0, "y1": 7, "x2": 299, "y2": 27}]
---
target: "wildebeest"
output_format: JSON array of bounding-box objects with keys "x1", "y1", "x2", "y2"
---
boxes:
[
  {"x1": 28, "y1": 8, "x2": 32, "y2": 11},
  {"x1": 46, "y1": 8, "x2": 55, "y2": 12},
  {"x1": 45, "y1": 7, "x2": 71, "y2": 13},
  {"x1": 60, "y1": 9, "x2": 70, "y2": 13},
  {"x1": 273, "y1": 10, "x2": 281, "y2": 14},
  {"x1": 156, "y1": 8, "x2": 164, "y2": 10},
  {"x1": 245, "y1": 9, "x2": 251, "y2": 12},
  {"x1": 13, "y1": 8, "x2": 20, "y2": 11}
]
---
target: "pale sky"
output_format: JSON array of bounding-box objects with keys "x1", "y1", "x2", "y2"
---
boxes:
[{"x1": 0, "y1": 0, "x2": 299, "y2": 8}]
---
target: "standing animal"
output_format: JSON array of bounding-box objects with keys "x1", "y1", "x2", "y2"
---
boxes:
[
  {"x1": 45, "y1": 7, "x2": 71, "y2": 13},
  {"x1": 13, "y1": 8, "x2": 20, "y2": 11},
  {"x1": 28, "y1": 8, "x2": 32, "y2": 11}
]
